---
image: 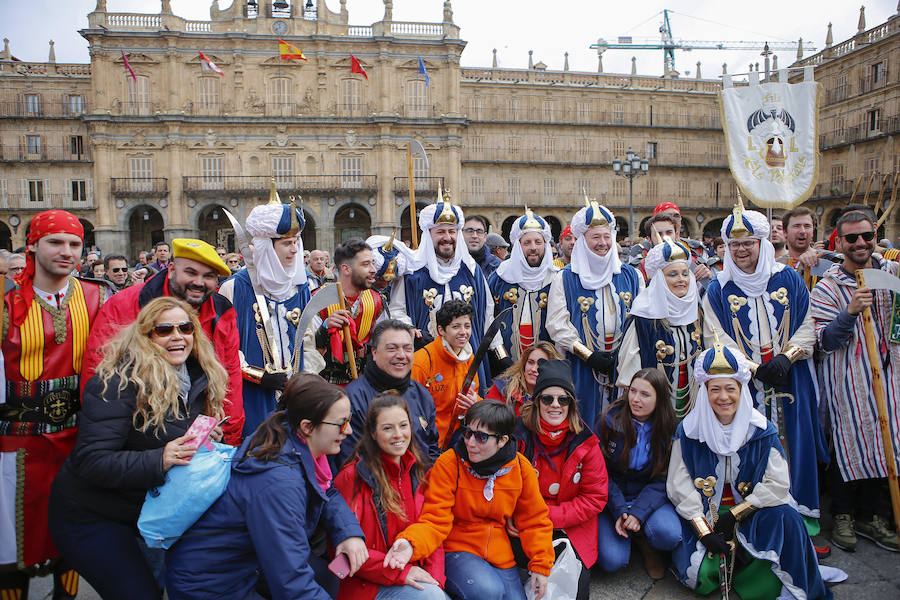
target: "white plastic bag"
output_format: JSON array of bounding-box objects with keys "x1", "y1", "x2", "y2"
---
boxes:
[{"x1": 525, "y1": 537, "x2": 582, "y2": 600}]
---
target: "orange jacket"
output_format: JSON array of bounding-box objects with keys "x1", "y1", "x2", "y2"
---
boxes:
[
  {"x1": 398, "y1": 448, "x2": 554, "y2": 576},
  {"x1": 411, "y1": 338, "x2": 479, "y2": 446}
]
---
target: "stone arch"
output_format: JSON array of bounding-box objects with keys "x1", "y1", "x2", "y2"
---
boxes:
[
  {"x1": 78, "y1": 219, "x2": 96, "y2": 253},
  {"x1": 398, "y1": 202, "x2": 430, "y2": 248},
  {"x1": 196, "y1": 204, "x2": 231, "y2": 249},
  {"x1": 500, "y1": 215, "x2": 519, "y2": 242},
  {"x1": 0, "y1": 221, "x2": 12, "y2": 251},
  {"x1": 333, "y1": 203, "x2": 371, "y2": 247},
  {"x1": 704, "y1": 217, "x2": 726, "y2": 240},
  {"x1": 543, "y1": 215, "x2": 562, "y2": 242},
  {"x1": 127, "y1": 205, "x2": 166, "y2": 262}
]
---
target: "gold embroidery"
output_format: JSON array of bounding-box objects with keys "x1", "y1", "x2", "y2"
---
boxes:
[
  {"x1": 577, "y1": 296, "x2": 594, "y2": 313},
  {"x1": 503, "y1": 288, "x2": 519, "y2": 304},
  {"x1": 655, "y1": 340, "x2": 675, "y2": 361},
  {"x1": 727, "y1": 294, "x2": 747, "y2": 314},
  {"x1": 691, "y1": 329, "x2": 702, "y2": 345},
  {"x1": 694, "y1": 476, "x2": 717, "y2": 498},
  {"x1": 619, "y1": 291, "x2": 633, "y2": 308},
  {"x1": 769, "y1": 287, "x2": 789, "y2": 306},
  {"x1": 422, "y1": 288, "x2": 437, "y2": 307},
  {"x1": 538, "y1": 292, "x2": 548, "y2": 309},
  {"x1": 459, "y1": 285, "x2": 474, "y2": 303}
]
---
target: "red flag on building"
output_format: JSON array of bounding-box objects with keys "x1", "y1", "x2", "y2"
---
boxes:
[
  {"x1": 279, "y1": 39, "x2": 307, "y2": 61},
  {"x1": 121, "y1": 50, "x2": 137, "y2": 82},
  {"x1": 198, "y1": 51, "x2": 225, "y2": 76},
  {"x1": 350, "y1": 54, "x2": 368, "y2": 80}
]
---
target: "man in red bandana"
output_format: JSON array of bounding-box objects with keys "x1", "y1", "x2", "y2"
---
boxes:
[
  {"x1": 0, "y1": 210, "x2": 108, "y2": 600},
  {"x1": 553, "y1": 225, "x2": 575, "y2": 268},
  {"x1": 629, "y1": 202, "x2": 712, "y2": 283}
]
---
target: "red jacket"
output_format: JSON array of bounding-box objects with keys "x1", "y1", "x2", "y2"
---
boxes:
[
  {"x1": 80, "y1": 270, "x2": 244, "y2": 444},
  {"x1": 516, "y1": 424, "x2": 608, "y2": 567},
  {"x1": 334, "y1": 451, "x2": 445, "y2": 600}
]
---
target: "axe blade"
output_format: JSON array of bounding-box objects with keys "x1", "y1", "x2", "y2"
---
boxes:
[
  {"x1": 859, "y1": 268, "x2": 900, "y2": 294},
  {"x1": 409, "y1": 139, "x2": 429, "y2": 172}
]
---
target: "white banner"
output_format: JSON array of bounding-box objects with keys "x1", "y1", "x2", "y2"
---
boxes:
[{"x1": 720, "y1": 71, "x2": 820, "y2": 209}]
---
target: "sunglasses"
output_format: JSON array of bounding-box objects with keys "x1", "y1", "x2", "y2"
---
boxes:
[
  {"x1": 537, "y1": 393, "x2": 573, "y2": 407},
  {"x1": 462, "y1": 427, "x2": 503, "y2": 444},
  {"x1": 152, "y1": 321, "x2": 195, "y2": 336},
  {"x1": 841, "y1": 231, "x2": 875, "y2": 243},
  {"x1": 110, "y1": 267, "x2": 128, "y2": 273},
  {"x1": 321, "y1": 418, "x2": 352, "y2": 434}
]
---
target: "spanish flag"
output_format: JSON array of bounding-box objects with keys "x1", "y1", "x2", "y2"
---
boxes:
[{"x1": 279, "y1": 40, "x2": 307, "y2": 61}]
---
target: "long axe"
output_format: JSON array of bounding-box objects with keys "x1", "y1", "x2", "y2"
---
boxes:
[{"x1": 855, "y1": 267, "x2": 900, "y2": 547}]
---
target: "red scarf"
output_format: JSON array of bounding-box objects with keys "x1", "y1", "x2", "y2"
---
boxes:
[{"x1": 538, "y1": 418, "x2": 570, "y2": 449}]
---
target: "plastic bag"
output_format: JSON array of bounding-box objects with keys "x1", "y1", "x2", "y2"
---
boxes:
[
  {"x1": 138, "y1": 441, "x2": 236, "y2": 549},
  {"x1": 525, "y1": 537, "x2": 582, "y2": 600}
]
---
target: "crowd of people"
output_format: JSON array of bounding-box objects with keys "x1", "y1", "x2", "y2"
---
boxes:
[{"x1": 0, "y1": 187, "x2": 897, "y2": 600}]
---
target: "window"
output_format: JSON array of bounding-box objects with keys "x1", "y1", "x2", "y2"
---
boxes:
[
  {"x1": 130, "y1": 156, "x2": 153, "y2": 191},
  {"x1": 268, "y1": 77, "x2": 291, "y2": 106},
  {"x1": 872, "y1": 62, "x2": 885, "y2": 84},
  {"x1": 70, "y1": 135, "x2": 84, "y2": 158},
  {"x1": 613, "y1": 139, "x2": 625, "y2": 157},
  {"x1": 830, "y1": 164, "x2": 845, "y2": 187},
  {"x1": 28, "y1": 180, "x2": 44, "y2": 202},
  {"x1": 710, "y1": 144, "x2": 724, "y2": 162},
  {"x1": 407, "y1": 80, "x2": 428, "y2": 118},
  {"x1": 542, "y1": 100, "x2": 554, "y2": 122},
  {"x1": 613, "y1": 104, "x2": 625, "y2": 124},
  {"x1": 470, "y1": 135, "x2": 485, "y2": 157},
  {"x1": 24, "y1": 94, "x2": 40, "y2": 115},
  {"x1": 25, "y1": 135, "x2": 41, "y2": 155},
  {"x1": 612, "y1": 180, "x2": 626, "y2": 197},
  {"x1": 577, "y1": 179, "x2": 592, "y2": 196},
  {"x1": 201, "y1": 156, "x2": 224, "y2": 189},
  {"x1": 678, "y1": 142, "x2": 691, "y2": 158},
  {"x1": 507, "y1": 97, "x2": 520, "y2": 119},
  {"x1": 646, "y1": 179, "x2": 658, "y2": 200},
  {"x1": 471, "y1": 177, "x2": 484, "y2": 200},
  {"x1": 507, "y1": 177, "x2": 521, "y2": 201},
  {"x1": 864, "y1": 157, "x2": 880, "y2": 179},
  {"x1": 341, "y1": 79, "x2": 362, "y2": 114},
  {"x1": 507, "y1": 137, "x2": 520, "y2": 157},
  {"x1": 412, "y1": 156, "x2": 428, "y2": 189},
  {"x1": 578, "y1": 138, "x2": 591, "y2": 160},
  {"x1": 127, "y1": 75, "x2": 150, "y2": 115},
  {"x1": 71, "y1": 180, "x2": 87, "y2": 202},
  {"x1": 543, "y1": 178, "x2": 556, "y2": 200},
  {"x1": 197, "y1": 77, "x2": 220, "y2": 113},
  {"x1": 679, "y1": 180, "x2": 691, "y2": 198},
  {"x1": 272, "y1": 156, "x2": 294, "y2": 188},
  {"x1": 867, "y1": 109, "x2": 880, "y2": 133},
  {"x1": 577, "y1": 101, "x2": 591, "y2": 122},
  {"x1": 543, "y1": 137, "x2": 555, "y2": 158},
  {"x1": 646, "y1": 141, "x2": 658, "y2": 159},
  {"x1": 67, "y1": 95, "x2": 84, "y2": 115},
  {"x1": 341, "y1": 155, "x2": 362, "y2": 188},
  {"x1": 468, "y1": 96, "x2": 484, "y2": 120}
]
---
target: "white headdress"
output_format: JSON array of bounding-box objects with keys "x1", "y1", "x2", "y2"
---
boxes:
[
  {"x1": 716, "y1": 192, "x2": 783, "y2": 297},
  {"x1": 244, "y1": 183, "x2": 307, "y2": 300},
  {"x1": 494, "y1": 209, "x2": 557, "y2": 290},
  {"x1": 569, "y1": 196, "x2": 621, "y2": 289},
  {"x1": 416, "y1": 191, "x2": 475, "y2": 285},
  {"x1": 630, "y1": 237, "x2": 698, "y2": 326}
]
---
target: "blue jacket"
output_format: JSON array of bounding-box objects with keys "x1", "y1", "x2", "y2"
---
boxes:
[
  {"x1": 166, "y1": 426, "x2": 364, "y2": 600},
  {"x1": 337, "y1": 373, "x2": 440, "y2": 468},
  {"x1": 596, "y1": 407, "x2": 669, "y2": 525}
]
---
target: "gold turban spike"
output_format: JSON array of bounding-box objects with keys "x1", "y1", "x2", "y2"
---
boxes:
[
  {"x1": 284, "y1": 199, "x2": 302, "y2": 238},
  {"x1": 584, "y1": 193, "x2": 610, "y2": 229},
  {"x1": 384, "y1": 231, "x2": 395, "y2": 251},
  {"x1": 521, "y1": 207, "x2": 543, "y2": 232},
  {"x1": 268, "y1": 178, "x2": 281, "y2": 205},
  {"x1": 435, "y1": 191, "x2": 458, "y2": 225},
  {"x1": 662, "y1": 235, "x2": 688, "y2": 262},
  {"x1": 707, "y1": 330, "x2": 737, "y2": 376},
  {"x1": 729, "y1": 188, "x2": 751, "y2": 238}
]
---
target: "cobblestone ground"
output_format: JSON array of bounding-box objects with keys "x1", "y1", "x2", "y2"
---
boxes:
[{"x1": 30, "y1": 512, "x2": 900, "y2": 599}]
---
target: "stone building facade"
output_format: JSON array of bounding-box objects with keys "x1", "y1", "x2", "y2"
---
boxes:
[{"x1": 0, "y1": 1, "x2": 897, "y2": 258}]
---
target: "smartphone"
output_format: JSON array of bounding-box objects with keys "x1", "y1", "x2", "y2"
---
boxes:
[
  {"x1": 328, "y1": 553, "x2": 351, "y2": 580},
  {"x1": 184, "y1": 415, "x2": 218, "y2": 450},
  {"x1": 217, "y1": 416, "x2": 230, "y2": 426}
]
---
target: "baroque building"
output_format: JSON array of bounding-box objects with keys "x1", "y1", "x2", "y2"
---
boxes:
[{"x1": 0, "y1": 1, "x2": 897, "y2": 258}]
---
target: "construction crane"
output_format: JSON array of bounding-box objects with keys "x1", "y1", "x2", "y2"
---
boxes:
[{"x1": 590, "y1": 9, "x2": 816, "y2": 77}]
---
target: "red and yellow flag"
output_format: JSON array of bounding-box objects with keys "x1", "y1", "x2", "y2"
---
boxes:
[{"x1": 279, "y1": 40, "x2": 307, "y2": 61}]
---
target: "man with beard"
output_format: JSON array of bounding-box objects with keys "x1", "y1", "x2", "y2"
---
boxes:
[
  {"x1": 0, "y1": 210, "x2": 108, "y2": 600},
  {"x1": 463, "y1": 214, "x2": 500, "y2": 276},
  {"x1": 771, "y1": 216, "x2": 788, "y2": 258},
  {"x1": 782, "y1": 206, "x2": 840, "y2": 291},
  {"x1": 313, "y1": 238, "x2": 385, "y2": 385},
  {"x1": 702, "y1": 197, "x2": 829, "y2": 539},
  {"x1": 218, "y1": 199, "x2": 321, "y2": 437},
  {"x1": 81, "y1": 239, "x2": 243, "y2": 444},
  {"x1": 488, "y1": 209, "x2": 558, "y2": 361},
  {"x1": 335, "y1": 319, "x2": 439, "y2": 466},
  {"x1": 389, "y1": 194, "x2": 504, "y2": 396},
  {"x1": 546, "y1": 199, "x2": 644, "y2": 426},
  {"x1": 811, "y1": 210, "x2": 900, "y2": 553},
  {"x1": 553, "y1": 225, "x2": 575, "y2": 268}
]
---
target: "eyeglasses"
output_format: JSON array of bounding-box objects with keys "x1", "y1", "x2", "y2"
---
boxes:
[
  {"x1": 462, "y1": 227, "x2": 486, "y2": 236},
  {"x1": 537, "y1": 393, "x2": 573, "y2": 407},
  {"x1": 841, "y1": 231, "x2": 875, "y2": 243},
  {"x1": 321, "y1": 418, "x2": 352, "y2": 434},
  {"x1": 110, "y1": 267, "x2": 128, "y2": 273},
  {"x1": 9, "y1": 267, "x2": 24, "y2": 274},
  {"x1": 728, "y1": 240, "x2": 758, "y2": 250},
  {"x1": 152, "y1": 321, "x2": 195, "y2": 337},
  {"x1": 462, "y1": 427, "x2": 503, "y2": 444}
]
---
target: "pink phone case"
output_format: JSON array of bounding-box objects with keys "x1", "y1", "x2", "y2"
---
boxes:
[
  {"x1": 184, "y1": 415, "x2": 217, "y2": 450},
  {"x1": 328, "y1": 553, "x2": 351, "y2": 579}
]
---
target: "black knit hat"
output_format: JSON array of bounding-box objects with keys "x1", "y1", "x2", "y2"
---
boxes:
[{"x1": 532, "y1": 359, "x2": 576, "y2": 399}]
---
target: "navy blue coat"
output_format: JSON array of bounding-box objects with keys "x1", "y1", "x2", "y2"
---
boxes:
[
  {"x1": 165, "y1": 426, "x2": 364, "y2": 600},
  {"x1": 596, "y1": 407, "x2": 669, "y2": 525}
]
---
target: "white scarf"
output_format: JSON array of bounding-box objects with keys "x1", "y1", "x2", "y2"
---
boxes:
[
  {"x1": 717, "y1": 238, "x2": 783, "y2": 298},
  {"x1": 495, "y1": 226, "x2": 556, "y2": 291},
  {"x1": 416, "y1": 204, "x2": 475, "y2": 285},
  {"x1": 252, "y1": 235, "x2": 307, "y2": 301},
  {"x1": 629, "y1": 264, "x2": 698, "y2": 326},
  {"x1": 570, "y1": 232, "x2": 621, "y2": 290}
]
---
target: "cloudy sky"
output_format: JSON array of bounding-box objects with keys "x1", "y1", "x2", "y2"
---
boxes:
[{"x1": 3, "y1": 0, "x2": 896, "y2": 77}]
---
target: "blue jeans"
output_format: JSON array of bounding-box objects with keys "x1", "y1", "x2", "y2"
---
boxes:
[
  {"x1": 596, "y1": 502, "x2": 682, "y2": 573},
  {"x1": 443, "y1": 551, "x2": 526, "y2": 600},
  {"x1": 375, "y1": 582, "x2": 449, "y2": 600}
]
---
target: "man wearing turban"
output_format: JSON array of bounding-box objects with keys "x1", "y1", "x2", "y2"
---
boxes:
[{"x1": 0, "y1": 210, "x2": 108, "y2": 599}]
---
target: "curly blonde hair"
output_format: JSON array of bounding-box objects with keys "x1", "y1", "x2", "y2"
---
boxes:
[
  {"x1": 96, "y1": 296, "x2": 227, "y2": 435},
  {"x1": 498, "y1": 341, "x2": 562, "y2": 405}
]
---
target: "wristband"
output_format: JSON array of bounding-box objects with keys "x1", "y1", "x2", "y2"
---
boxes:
[
  {"x1": 691, "y1": 517, "x2": 713, "y2": 537},
  {"x1": 242, "y1": 365, "x2": 264, "y2": 384},
  {"x1": 494, "y1": 346, "x2": 509, "y2": 360},
  {"x1": 782, "y1": 345, "x2": 806, "y2": 363},
  {"x1": 572, "y1": 341, "x2": 593, "y2": 361},
  {"x1": 729, "y1": 501, "x2": 757, "y2": 521}
]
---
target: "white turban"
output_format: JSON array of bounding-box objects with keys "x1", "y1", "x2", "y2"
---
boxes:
[
  {"x1": 717, "y1": 207, "x2": 782, "y2": 297},
  {"x1": 365, "y1": 235, "x2": 420, "y2": 279},
  {"x1": 630, "y1": 239, "x2": 698, "y2": 326},
  {"x1": 416, "y1": 200, "x2": 475, "y2": 284},
  {"x1": 495, "y1": 211, "x2": 557, "y2": 291},
  {"x1": 569, "y1": 203, "x2": 621, "y2": 289},
  {"x1": 245, "y1": 203, "x2": 307, "y2": 300}
]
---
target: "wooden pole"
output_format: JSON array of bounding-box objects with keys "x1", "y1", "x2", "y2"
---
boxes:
[
  {"x1": 335, "y1": 281, "x2": 358, "y2": 380},
  {"x1": 407, "y1": 143, "x2": 419, "y2": 250},
  {"x1": 874, "y1": 173, "x2": 890, "y2": 215},
  {"x1": 862, "y1": 171, "x2": 877, "y2": 206},
  {"x1": 849, "y1": 176, "x2": 863, "y2": 204},
  {"x1": 876, "y1": 173, "x2": 899, "y2": 230},
  {"x1": 855, "y1": 269, "x2": 900, "y2": 546}
]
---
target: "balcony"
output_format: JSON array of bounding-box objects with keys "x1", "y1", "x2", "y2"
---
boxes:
[
  {"x1": 0, "y1": 145, "x2": 92, "y2": 162},
  {"x1": 0, "y1": 194, "x2": 93, "y2": 211},
  {"x1": 465, "y1": 105, "x2": 721, "y2": 129},
  {"x1": 110, "y1": 178, "x2": 169, "y2": 198},
  {"x1": 859, "y1": 72, "x2": 889, "y2": 95},
  {"x1": 819, "y1": 115, "x2": 900, "y2": 148},
  {"x1": 392, "y1": 177, "x2": 445, "y2": 197},
  {"x1": 462, "y1": 147, "x2": 728, "y2": 169},
  {"x1": 825, "y1": 85, "x2": 851, "y2": 105},
  {"x1": 0, "y1": 99, "x2": 90, "y2": 118},
  {"x1": 181, "y1": 175, "x2": 377, "y2": 197}
]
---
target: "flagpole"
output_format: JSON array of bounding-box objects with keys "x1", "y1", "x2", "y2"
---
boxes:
[{"x1": 407, "y1": 142, "x2": 419, "y2": 249}]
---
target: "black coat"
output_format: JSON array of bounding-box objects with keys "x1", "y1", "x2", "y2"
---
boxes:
[{"x1": 53, "y1": 358, "x2": 211, "y2": 524}]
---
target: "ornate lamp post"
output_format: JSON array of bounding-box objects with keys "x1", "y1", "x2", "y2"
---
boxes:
[{"x1": 612, "y1": 147, "x2": 649, "y2": 244}]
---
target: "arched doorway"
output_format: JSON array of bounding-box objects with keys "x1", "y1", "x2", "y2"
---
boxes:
[
  {"x1": 680, "y1": 218, "x2": 692, "y2": 239},
  {"x1": 616, "y1": 218, "x2": 631, "y2": 243},
  {"x1": 333, "y1": 203, "x2": 371, "y2": 246},
  {"x1": 543, "y1": 215, "x2": 562, "y2": 242},
  {"x1": 301, "y1": 209, "x2": 317, "y2": 252},
  {"x1": 128, "y1": 205, "x2": 165, "y2": 261},
  {"x1": 500, "y1": 215, "x2": 518, "y2": 243},
  {"x1": 399, "y1": 202, "x2": 429, "y2": 248},
  {"x1": 197, "y1": 204, "x2": 230, "y2": 249},
  {"x1": 78, "y1": 219, "x2": 96, "y2": 251},
  {"x1": 0, "y1": 221, "x2": 11, "y2": 251}
]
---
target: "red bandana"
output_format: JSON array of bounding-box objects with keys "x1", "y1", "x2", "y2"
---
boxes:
[
  {"x1": 559, "y1": 225, "x2": 573, "y2": 241},
  {"x1": 11, "y1": 210, "x2": 84, "y2": 326},
  {"x1": 538, "y1": 417, "x2": 570, "y2": 449},
  {"x1": 653, "y1": 202, "x2": 681, "y2": 215}
]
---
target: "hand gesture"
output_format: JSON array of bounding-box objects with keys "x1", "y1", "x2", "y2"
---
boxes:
[
  {"x1": 797, "y1": 248, "x2": 819, "y2": 269},
  {"x1": 529, "y1": 572, "x2": 549, "y2": 600},
  {"x1": 404, "y1": 566, "x2": 438, "y2": 590},
  {"x1": 162, "y1": 434, "x2": 198, "y2": 471},
  {"x1": 325, "y1": 309, "x2": 351, "y2": 330},
  {"x1": 384, "y1": 538, "x2": 413, "y2": 570},
  {"x1": 456, "y1": 388, "x2": 479, "y2": 412},
  {"x1": 506, "y1": 517, "x2": 520, "y2": 538},
  {"x1": 693, "y1": 264, "x2": 712, "y2": 282},
  {"x1": 847, "y1": 287, "x2": 874, "y2": 316},
  {"x1": 334, "y1": 537, "x2": 368, "y2": 577},
  {"x1": 614, "y1": 513, "x2": 641, "y2": 537}
]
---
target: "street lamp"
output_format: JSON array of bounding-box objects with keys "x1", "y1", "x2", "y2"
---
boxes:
[{"x1": 612, "y1": 147, "x2": 649, "y2": 244}]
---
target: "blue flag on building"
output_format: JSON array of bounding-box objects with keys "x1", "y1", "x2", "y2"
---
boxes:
[{"x1": 418, "y1": 57, "x2": 430, "y2": 86}]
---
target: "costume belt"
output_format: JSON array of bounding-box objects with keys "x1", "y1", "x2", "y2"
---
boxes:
[{"x1": 0, "y1": 375, "x2": 80, "y2": 435}]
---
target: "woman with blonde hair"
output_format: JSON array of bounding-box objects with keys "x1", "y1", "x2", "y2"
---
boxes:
[
  {"x1": 49, "y1": 296, "x2": 228, "y2": 599},
  {"x1": 485, "y1": 341, "x2": 562, "y2": 416}
]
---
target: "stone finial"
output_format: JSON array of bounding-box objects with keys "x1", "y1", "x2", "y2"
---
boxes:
[
  {"x1": 443, "y1": 1, "x2": 453, "y2": 23},
  {"x1": 826, "y1": 22, "x2": 833, "y2": 47},
  {"x1": 95, "y1": 0, "x2": 107, "y2": 10},
  {"x1": 772, "y1": 54, "x2": 778, "y2": 70},
  {"x1": 161, "y1": 0, "x2": 172, "y2": 14},
  {"x1": 564, "y1": 52, "x2": 569, "y2": 72},
  {"x1": 754, "y1": 62, "x2": 759, "y2": 71},
  {"x1": 598, "y1": 54, "x2": 603, "y2": 73},
  {"x1": 1, "y1": 38, "x2": 9, "y2": 61},
  {"x1": 722, "y1": 62, "x2": 727, "y2": 75},
  {"x1": 48, "y1": 40, "x2": 55, "y2": 63},
  {"x1": 492, "y1": 48, "x2": 498, "y2": 68},
  {"x1": 528, "y1": 49, "x2": 533, "y2": 69},
  {"x1": 796, "y1": 38, "x2": 803, "y2": 60},
  {"x1": 696, "y1": 61, "x2": 701, "y2": 79},
  {"x1": 858, "y1": 5, "x2": 866, "y2": 32},
  {"x1": 384, "y1": 0, "x2": 393, "y2": 21},
  {"x1": 631, "y1": 56, "x2": 637, "y2": 75},
  {"x1": 749, "y1": 63, "x2": 754, "y2": 72}
]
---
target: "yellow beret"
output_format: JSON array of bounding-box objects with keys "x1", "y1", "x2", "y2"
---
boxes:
[{"x1": 171, "y1": 238, "x2": 231, "y2": 277}]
